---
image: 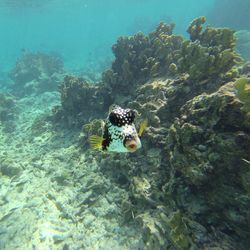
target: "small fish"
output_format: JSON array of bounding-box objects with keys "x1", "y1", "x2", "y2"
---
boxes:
[{"x1": 89, "y1": 105, "x2": 148, "y2": 153}]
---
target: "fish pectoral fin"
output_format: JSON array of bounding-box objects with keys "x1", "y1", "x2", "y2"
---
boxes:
[
  {"x1": 89, "y1": 135, "x2": 103, "y2": 150},
  {"x1": 138, "y1": 118, "x2": 148, "y2": 137}
]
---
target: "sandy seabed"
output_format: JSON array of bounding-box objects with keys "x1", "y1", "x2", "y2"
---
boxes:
[{"x1": 0, "y1": 91, "x2": 141, "y2": 250}]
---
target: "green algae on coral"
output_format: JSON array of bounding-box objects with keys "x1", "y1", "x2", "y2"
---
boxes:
[
  {"x1": 234, "y1": 78, "x2": 250, "y2": 128},
  {"x1": 179, "y1": 16, "x2": 240, "y2": 80},
  {"x1": 187, "y1": 16, "x2": 206, "y2": 42},
  {"x1": 167, "y1": 210, "x2": 194, "y2": 250},
  {"x1": 234, "y1": 78, "x2": 250, "y2": 112},
  {"x1": 102, "y1": 22, "x2": 183, "y2": 94}
]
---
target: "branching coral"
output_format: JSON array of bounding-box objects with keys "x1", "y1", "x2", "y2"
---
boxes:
[
  {"x1": 187, "y1": 16, "x2": 206, "y2": 42},
  {"x1": 59, "y1": 17, "x2": 242, "y2": 124},
  {"x1": 103, "y1": 22, "x2": 183, "y2": 94},
  {"x1": 179, "y1": 16, "x2": 240, "y2": 80},
  {"x1": 103, "y1": 16, "x2": 240, "y2": 97}
]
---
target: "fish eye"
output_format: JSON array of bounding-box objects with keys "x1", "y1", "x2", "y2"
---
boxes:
[{"x1": 109, "y1": 112, "x2": 118, "y2": 125}]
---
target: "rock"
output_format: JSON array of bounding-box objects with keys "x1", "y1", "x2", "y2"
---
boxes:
[
  {"x1": 53, "y1": 76, "x2": 112, "y2": 127},
  {"x1": 9, "y1": 52, "x2": 64, "y2": 96},
  {"x1": 0, "y1": 161, "x2": 21, "y2": 177}
]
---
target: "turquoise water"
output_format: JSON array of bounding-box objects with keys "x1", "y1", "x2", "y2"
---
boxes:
[
  {"x1": 0, "y1": 1, "x2": 250, "y2": 250},
  {"x1": 0, "y1": 0, "x2": 216, "y2": 73}
]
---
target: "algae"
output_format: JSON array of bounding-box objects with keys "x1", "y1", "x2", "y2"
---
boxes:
[{"x1": 234, "y1": 78, "x2": 250, "y2": 112}]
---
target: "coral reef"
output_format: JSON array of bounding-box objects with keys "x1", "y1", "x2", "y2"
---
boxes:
[
  {"x1": 59, "y1": 17, "x2": 240, "y2": 127},
  {"x1": 102, "y1": 22, "x2": 182, "y2": 95},
  {"x1": 102, "y1": 16, "x2": 239, "y2": 99},
  {"x1": 53, "y1": 75, "x2": 112, "y2": 127},
  {"x1": 85, "y1": 80, "x2": 249, "y2": 250},
  {"x1": 2, "y1": 17, "x2": 250, "y2": 250},
  {"x1": 166, "y1": 82, "x2": 250, "y2": 249},
  {"x1": 9, "y1": 52, "x2": 64, "y2": 96},
  {"x1": 63, "y1": 18, "x2": 249, "y2": 249},
  {"x1": 179, "y1": 17, "x2": 239, "y2": 81},
  {"x1": 234, "y1": 78, "x2": 250, "y2": 113}
]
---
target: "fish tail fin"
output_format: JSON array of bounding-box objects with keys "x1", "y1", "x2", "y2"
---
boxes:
[
  {"x1": 89, "y1": 135, "x2": 103, "y2": 150},
  {"x1": 139, "y1": 118, "x2": 148, "y2": 137}
]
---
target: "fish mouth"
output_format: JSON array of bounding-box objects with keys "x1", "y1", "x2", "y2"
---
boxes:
[{"x1": 125, "y1": 139, "x2": 138, "y2": 153}]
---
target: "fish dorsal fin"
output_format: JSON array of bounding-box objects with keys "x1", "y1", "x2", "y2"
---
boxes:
[
  {"x1": 89, "y1": 135, "x2": 103, "y2": 150},
  {"x1": 139, "y1": 118, "x2": 148, "y2": 137}
]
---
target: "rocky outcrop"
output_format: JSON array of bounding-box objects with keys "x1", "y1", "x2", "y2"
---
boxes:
[
  {"x1": 9, "y1": 52, "x2": 64, "y2": 96},
  {"x1": 53, "y1": 76, "x2": 112, "y2": 127},
  {"x1": 166, "y1": 83, "x2": 250, "y2": 249}
]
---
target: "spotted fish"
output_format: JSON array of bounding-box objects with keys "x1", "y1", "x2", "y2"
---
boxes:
[{"x1": 89, "y1": 105, "x2": 148, "y2": 153}]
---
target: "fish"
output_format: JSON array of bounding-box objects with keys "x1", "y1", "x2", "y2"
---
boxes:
[{"x1": 89, "y1": 105, "x2": 148, "y2": 153}]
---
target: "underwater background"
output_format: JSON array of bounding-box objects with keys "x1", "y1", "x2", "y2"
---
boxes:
[{"x1": 0, "y1": 0, "x2": 250, "y2": 249}]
